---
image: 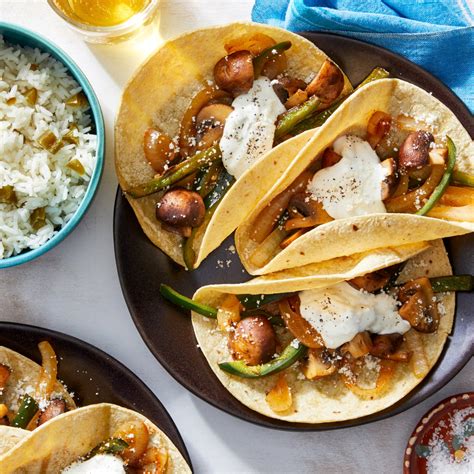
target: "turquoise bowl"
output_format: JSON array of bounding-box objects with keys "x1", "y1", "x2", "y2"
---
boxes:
[{"x1": 0, "y1": 22, "x2": 105, "y2": 269}]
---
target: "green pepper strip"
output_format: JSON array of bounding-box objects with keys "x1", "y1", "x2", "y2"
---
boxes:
[
  {"x1": 128, "y1": 145, "x2": 221, "y2": 198},
  {"x1": 416, "y1": 137, "x2": 456, "y2": 216},
  {"x1": 274, "y1": 95, "x2": 321, "y2": 140},
  {"x1": 195, "y1": 161, "x2": 224, "y2": 198},
  {"x1": 160, "y1": 285, "x2": 287, "y2": 327},
  {"x1": 237, "y1": 292, "x2": 290, "y2": 309},
  {"x1": 452, "y1": 170, "x2": 474, "y2": 188},
  {"x1": 183, "y1": 171, "x2": 235, "y2": 270},
  {"x1": 203, "y1": 170, "x2": 235, "y2": 208},
  {"x1": 291, "y1": 67, "x2": 390, "y2": 135},
  {"x1": 219, "y1": 340, "x2": 307, "y2": 378},
  {"x1": 430, "y1": 275, "x2": 473, "y2": 292},
  {"x1": 12, "y1": 394, "x2": 39, "y2": 428},
  {"x1": 85, "y1": 438, "x2": 129, "y2": 460},
  {"x1": 253, "y1": 41, "x2": 292, "y2": 78},
  {"x1": 160, "y1": 284, "x2": 217, "y2": 318}
]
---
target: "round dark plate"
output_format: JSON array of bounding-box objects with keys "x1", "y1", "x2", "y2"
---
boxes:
[
  {"x1": 0, "y1": 322, "x2": 192, "y2": 467},
  {"x1": 114, "y1": 32, "x2": 474, "y2": 430},
  {"x1": 403, "y1": 392, "x2": 474, "y2": 473}
]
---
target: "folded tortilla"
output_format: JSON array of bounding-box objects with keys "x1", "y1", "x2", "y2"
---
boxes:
[
  {"x1": 192, "y1": 240, "x2": 454, "y2": 423},
  {"x1": 115, "y1": 21, "x2": 351, "y2": 268},
  {"x1": 0, "y1": 346, "x2": 76, "y2": 415},
  {"x1": 0, "y1": 426, "x2": 28, "y2": 457},
  {"x1": 0, "y1": 403, "x2": 191, "y2": 473},
  {"x1": 236, "y1": 78, "x2": 473, "y2": 275}
]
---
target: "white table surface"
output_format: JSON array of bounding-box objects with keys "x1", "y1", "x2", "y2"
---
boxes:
[{"x1": 1, "y1": 1, "x2": 472, "y2": 473}]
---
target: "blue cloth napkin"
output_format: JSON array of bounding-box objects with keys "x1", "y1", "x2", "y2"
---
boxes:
[{"x1": 252, "y1": 0, "x2": 474, "y2": 112}]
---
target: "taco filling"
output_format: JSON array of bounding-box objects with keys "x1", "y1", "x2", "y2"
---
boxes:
[{"x1": 0, "y1": 341, "x2": 75, "y2": 431}]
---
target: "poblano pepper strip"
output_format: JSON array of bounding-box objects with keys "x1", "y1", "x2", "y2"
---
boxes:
[
  {"x1": 274, "y1": 95, "x2": 320, "y2": 140},
  {"x1": 219, "y1": 340, "x2": 307, "y2": 378},
  {"x1": 12, "y1": 394, "x2": 39, "y2": 428},
  {"x1": 128, "y1": 145, "x2": 221, "y2": 198},
  {"x1": 85, "y1": 438, "x2": 129, "y2": 460},
  {"x1": 416, "y1": 137, "x2": 456, "y2": 216},
  {"x1": 160, "y1": 284, "x2": 217, "y2": 318},
  {"x1": 430, "y1": 275, "x2": 473, "y2": 292},
  {"x1": 237, "y1": 292, "x2": 290, "y2": 309}
]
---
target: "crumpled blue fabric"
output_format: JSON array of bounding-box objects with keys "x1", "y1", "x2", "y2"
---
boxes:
[{"x1": 252, "y1": 0, "x2": 474, "y2": 112}]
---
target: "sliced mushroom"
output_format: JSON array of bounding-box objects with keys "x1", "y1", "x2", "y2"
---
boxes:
[
  {"x1": 214, "y1": 50, "x2": 254, "y2": 96},
  {"x1": 144, "y1": 128, "x2": 176, "y2": 174},
  {"x1": 380, "y1": 157, "x2": 398, "y2": 200},
  {"x1": 156, "y1": 188, "x2": 205, "y2": 228},
  {"x1": 196, "y1": 125, "x2": 224, "y2": 151},
  {"x1": 306, "y1": 60, "x2": 344, "y2": 104},
  {"x1": 285, "y1": 89, "x2": 308, "y2": 109},
  {"x1": 398, "y1": 131, "x2": 434, "y2": 171},
  {"x1": 196, "y1": 103, "x2": 233, "y2": 129},
  {"x1": 398, "y1": 277, "x2": 439, "y2": 333},
  {"x1": 349, "y1": 268, "x2": 395, "y2": 293},
  {"x1": 303, "y1": 348, "x2": 338, "y2": 379},
  {"x1": 37, "y1": 399, "x2": 66, "y2": 426},
  {"x1": 262, "y1": 52, "x2": 288, "y2": 80},
  {"x1": 229, "y1": 316, "x2": 277, "y2": 365},
  {"x1": 279, "y1": 77, "x2": 308, "y2": 96},
  {"x1": 341, "y1": 332, "x2": 373, "y2": 358}
]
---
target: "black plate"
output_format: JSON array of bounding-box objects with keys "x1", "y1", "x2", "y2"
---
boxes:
[
  {"x1": 0, "y1": 322, "x2": 192, "y2": 466},
  {"x1": 114, "y1": 32, "x2": 474, "y2": 430}
]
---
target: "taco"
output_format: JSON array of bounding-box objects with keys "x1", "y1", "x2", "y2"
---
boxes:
[
  {"x1": 161, "y1": 240, "x2": 472, "y2": 423},
  {"x1": 235, "y1": 78, "x2": 474, "y2": 275},
  {"x1": 115, "y1": 21, "x2": 363, "y2": 270},
  {"x1": 0, "y1": 426, "x2": 28, "y2": 456},
  {"x1": 0, "y1": 403, "x2": 191, "y2": 473},
  {"x1": 0, "y1": 342, "x2": 76, "y2": 431}
]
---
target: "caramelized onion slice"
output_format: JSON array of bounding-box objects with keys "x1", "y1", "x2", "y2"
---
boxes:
[
  {"x1": 266, "y1": 373, "x2": 293, "y2": 413},
  {"x1": 341, "y1": 358, "x2": 396, "y2": 397},
  {"x1": 278, "y1": 296, "x2": 323, "y2": 349}
]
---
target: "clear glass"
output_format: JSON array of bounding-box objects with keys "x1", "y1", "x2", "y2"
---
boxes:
[{"x1": 47, "y1": 0, "x2": 160, "y2": 44}]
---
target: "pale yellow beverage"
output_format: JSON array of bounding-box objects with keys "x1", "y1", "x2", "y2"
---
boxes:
[
  {"x1": 53, "y1": 0, "x2": 151, "y2": 26},
  {"x1": 49, "y1": 0, "x2": 159, "y2": 43}
]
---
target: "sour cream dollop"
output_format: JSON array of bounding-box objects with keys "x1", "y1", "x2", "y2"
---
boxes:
[
  {"x1": 220, "y1": 77, "x2": 286, "y2": 179},
  {"x1": 307, "y1": 135, "x2": 387, "y2": 219},
  {"x1": 298, "y1": 282, "x2": 410, "y2": 349},
  {"x1": 62, "y1": 454, "x2": 125, "y2": 473}
]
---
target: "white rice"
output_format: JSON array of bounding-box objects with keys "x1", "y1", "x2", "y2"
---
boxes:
[{"x1": 0, "y1": 35, "x2": 97, "y2": 259}]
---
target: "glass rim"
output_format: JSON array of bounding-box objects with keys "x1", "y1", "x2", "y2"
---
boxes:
[{"x1": 47, "y1": 0, "x2": 159, "y2": 34}]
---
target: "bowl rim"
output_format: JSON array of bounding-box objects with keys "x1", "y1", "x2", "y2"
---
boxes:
[{"x1": 0, "y1": 22, "x2": 105, "y2": 269}]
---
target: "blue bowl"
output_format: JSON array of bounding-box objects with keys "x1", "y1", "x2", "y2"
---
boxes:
[{"x1": 0, "y1": 22, "x2": 105, "y2": 269}]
